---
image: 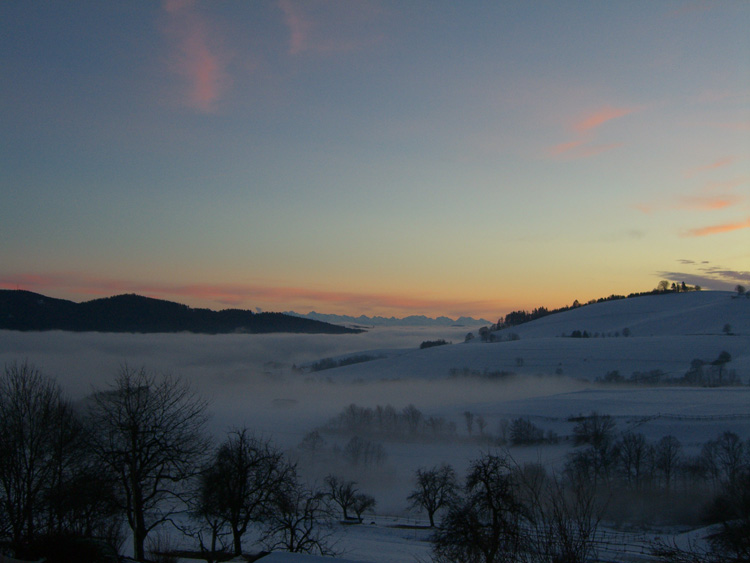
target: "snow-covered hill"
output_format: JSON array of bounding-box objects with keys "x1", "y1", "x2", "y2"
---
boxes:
[
  {"x1": 495, "y1": 290, "x2": 749, "y2": 339},
  {"x1": 310, "y1": 291, "x2": 750, "y2": 384}
]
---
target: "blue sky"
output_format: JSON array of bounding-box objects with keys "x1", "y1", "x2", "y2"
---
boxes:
[{"x1": 1, "y1": 1, "x2": 748, "y2": 318}]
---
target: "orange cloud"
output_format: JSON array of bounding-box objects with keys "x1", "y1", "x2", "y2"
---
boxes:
[
  {"x1": 573, "y1": 105, "x2": 636, "y2": 133},
  {"x1": 163, "y1": 0, "x2": 229, "y2": 112},
  {"x1": 636, "y1": 176, "x2": 745, "y2": 214},
  {"x1": 678, "y1": 194, "x2": 743, "y2": 211},
  {"x1": 547, "y1": 104, "x2": 637, "y2": 160},
  {"x1": 548, "y1": 139, "x2": 586, "y2": 157},
  {"x1": 683, "y1": 217, "x2": 750, "y2": 237},
  {"x1": 0, "y1": 273, "x2": 499, "y2": 318},
  {"x1": 684, "y1": 156, "x2": 736, "y2": 178}
]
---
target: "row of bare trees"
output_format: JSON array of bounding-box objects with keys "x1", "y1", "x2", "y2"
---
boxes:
[
  {"x1": 0, "y1": 362, "x2": 124, "y2": 559},
  {"x1": 0, "y1": 362, "x2": 337, "y2": 562},
  {"x1": 565, "y1": 412, "x2": 750, "y2": 497},
  {"x1": 406, "y1": 454, "x2": 604, "y2": 563},
  {"x1": 408, "y1": 445, "x2": 749, "y2": 563}
]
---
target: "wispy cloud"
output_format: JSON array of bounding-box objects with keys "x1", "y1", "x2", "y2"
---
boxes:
[
  {"x1": 573, "y1": 105, "x2": 637, "y2": 133},
  {"x1": 682, "y1": 217, "x2": 750, "y2": 237},
  {"x1": 703, "y1": 177, "x2": 749, "y2": 191},
  {"x1": 163, "y1": 0, "x2": 229, "y2": 112},
  {"x1": 635, "y1": 176, "x2": 746, "y2": 214},
  {"x1": 684, "y1": 156, "x2": 736, "y2": 178},
  {"x1": 278, "y1": 0, "x2": 385, "y2": 56},
  {"x1": 547, "y1": 104, "x2": 637, "y2": 160},
  {"x1": 0, "y1": 273, "x2": 498, "y2": 318},
  {"x1": 279, "y1": 0, "x2": 312, "y2": 55},
  {"x1": 677, "y1": 193, "x2": 744, "y2": 211}
]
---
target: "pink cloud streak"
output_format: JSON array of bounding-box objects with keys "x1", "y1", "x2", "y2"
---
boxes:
[
  {"x1": 279, "y1": 0, "x2": 312, "y2": 55},
  {"x1": 548, "y1": 139, "x2": 586, "y2": 157},
  {"x1": 547, "y1": 104, "x2": 637, "y2": 160},
  {"x1": 573, "y1": 105, "x2": 637, "y2": 133},
  {"x1": 163, "y1": 0, "x2": 228, "y2": 112},
  {"x1": 684, "y1": 156, "x2": 736, "y2": 178}
]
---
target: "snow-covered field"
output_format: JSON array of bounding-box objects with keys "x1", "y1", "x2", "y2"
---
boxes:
[{"x1": 1, "y1": 290, "x2": 748, "y2": 562}]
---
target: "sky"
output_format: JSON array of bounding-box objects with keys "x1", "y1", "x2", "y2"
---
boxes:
[{"x1": 1, "y1": 1, "x2": 749, "y2": 319}]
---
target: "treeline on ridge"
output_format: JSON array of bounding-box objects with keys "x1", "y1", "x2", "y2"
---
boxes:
[{"x1": 494, "y1": 280, "x2": 702, "y2": 330}]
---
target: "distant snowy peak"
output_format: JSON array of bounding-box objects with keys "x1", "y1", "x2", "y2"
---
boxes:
[{"x1": 285, "y1": 311, "x2": 491, "y2": 327}]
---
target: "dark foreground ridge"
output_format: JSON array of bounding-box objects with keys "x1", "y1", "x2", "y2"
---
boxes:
[{"x1": 0, "y1": 290, "x2": 363, "y2": 334}]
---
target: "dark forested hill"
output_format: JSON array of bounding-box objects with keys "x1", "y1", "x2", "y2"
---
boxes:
[{"x1": 0, "y1": 290, "x2": 362, "y2": 334}]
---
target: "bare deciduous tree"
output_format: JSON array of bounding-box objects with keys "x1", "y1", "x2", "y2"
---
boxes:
[
  {"x1": 199, "y1": 428, "x2": 295, "y2": 557},
  {"x1": 523, "y1": 469, "x2": 604, "y2": 563},
  {"x1": 654, "y1": 435, "x2": 682, "y2": 493},
  {"x1": 433, "y1": 453, "x2": 605, "y2": 563},
  {"x1": 261, "y1": 480, "x2": 337, "y2": 556},
  {"x1": 432, "y1": 453, "x2": 530, "y2": 563},
  {"x1": 572, "y1": 412, "x2": 615, "y2": 448},
  {"x1": 407, "y1": 464, "x2": 458, "y2": 527},
  {"x1": 87, "y1": 365, "x2": 210, "y2": 562},
  {"x1": 0, "y1": 361, "x2": 82, "y2": 548},
  {"x1": 324, "y1": 475, "x2": 359, "y2": 521},
  {"x1": 617, "y1": 432, "x2": 652, "y2": 491}
]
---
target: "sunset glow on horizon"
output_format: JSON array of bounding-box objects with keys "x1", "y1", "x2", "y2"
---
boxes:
[{"x1": 2, "y1": 1, "x2": 748, "y2": 319}]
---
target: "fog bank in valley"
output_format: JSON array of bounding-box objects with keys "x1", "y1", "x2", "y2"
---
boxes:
[
  {"x1": 0, "y1": 327, "x2": 590, "y2": 512},
  {"x1": 3, "y1": 326, "x2": 568, "y2": 436}
]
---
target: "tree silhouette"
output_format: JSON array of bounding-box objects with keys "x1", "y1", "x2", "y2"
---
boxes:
[
  {"x1": 712, "y1": 351, "x2": 732, "y2": 384},
  {"x1": 324, "y1": 475, "x2": 359, "y2": 521},
  {"x1": 87, "y1": 366, "x2": 209, "y2": 562},
  {"x1": 432, "y1": 453, "x2": 530, "y2": 563},
  {"x1": 0, "y1": 362, "x2": 77, "y2": 548},
  {"x1": 260, "y1": 480, "x2": 335, "y2": 555},
  {"x1": 199, "y1": 428, "x2": 295, "y2": 556},
  {"x1": 407, "y1": 464, "x2": 458, "y2": 527}
]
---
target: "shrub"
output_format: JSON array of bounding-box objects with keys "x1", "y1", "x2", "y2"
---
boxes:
[
  {"x1": 509, "y1": 418, "x2": 545, "y2": 445},
  {"x1": 420, "y1": 339, "x2": 450, "y2": 349}
]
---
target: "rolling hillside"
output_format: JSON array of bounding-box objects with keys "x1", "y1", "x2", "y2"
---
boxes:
[{"x1": 307, "y1": 291, "x2": 750, "y2": 383}]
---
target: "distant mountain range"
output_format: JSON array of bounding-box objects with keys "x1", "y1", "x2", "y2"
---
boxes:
[
  {"x1": 285, "y1": 311, "x2": 491, "y2": 327},
  {"x1": 0, "y1": 290, "x2": 362, "y2": 334}
]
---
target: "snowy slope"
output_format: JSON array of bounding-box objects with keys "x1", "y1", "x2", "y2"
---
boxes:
[
  {"x1": 496, "y1": 291, "x2": 749, "y2": 338},
  {"x1": 311, "y1": 292, "x2": 750, "y2": 383}
]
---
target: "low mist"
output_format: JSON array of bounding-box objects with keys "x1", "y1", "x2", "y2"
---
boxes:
[{"x1": 0, "y1": 327, "x2": 587, "y2": 513}]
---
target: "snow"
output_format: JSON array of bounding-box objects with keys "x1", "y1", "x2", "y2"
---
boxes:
[
  {"x1": 1, "y1": 290, "x2": 748, "y2": 562},
  {"x1": 313, "y1": 292, "x2": 750, "y2": 384},
  {"x1": 258, "y1": 552, "x2": 370, "y2": 563}
]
